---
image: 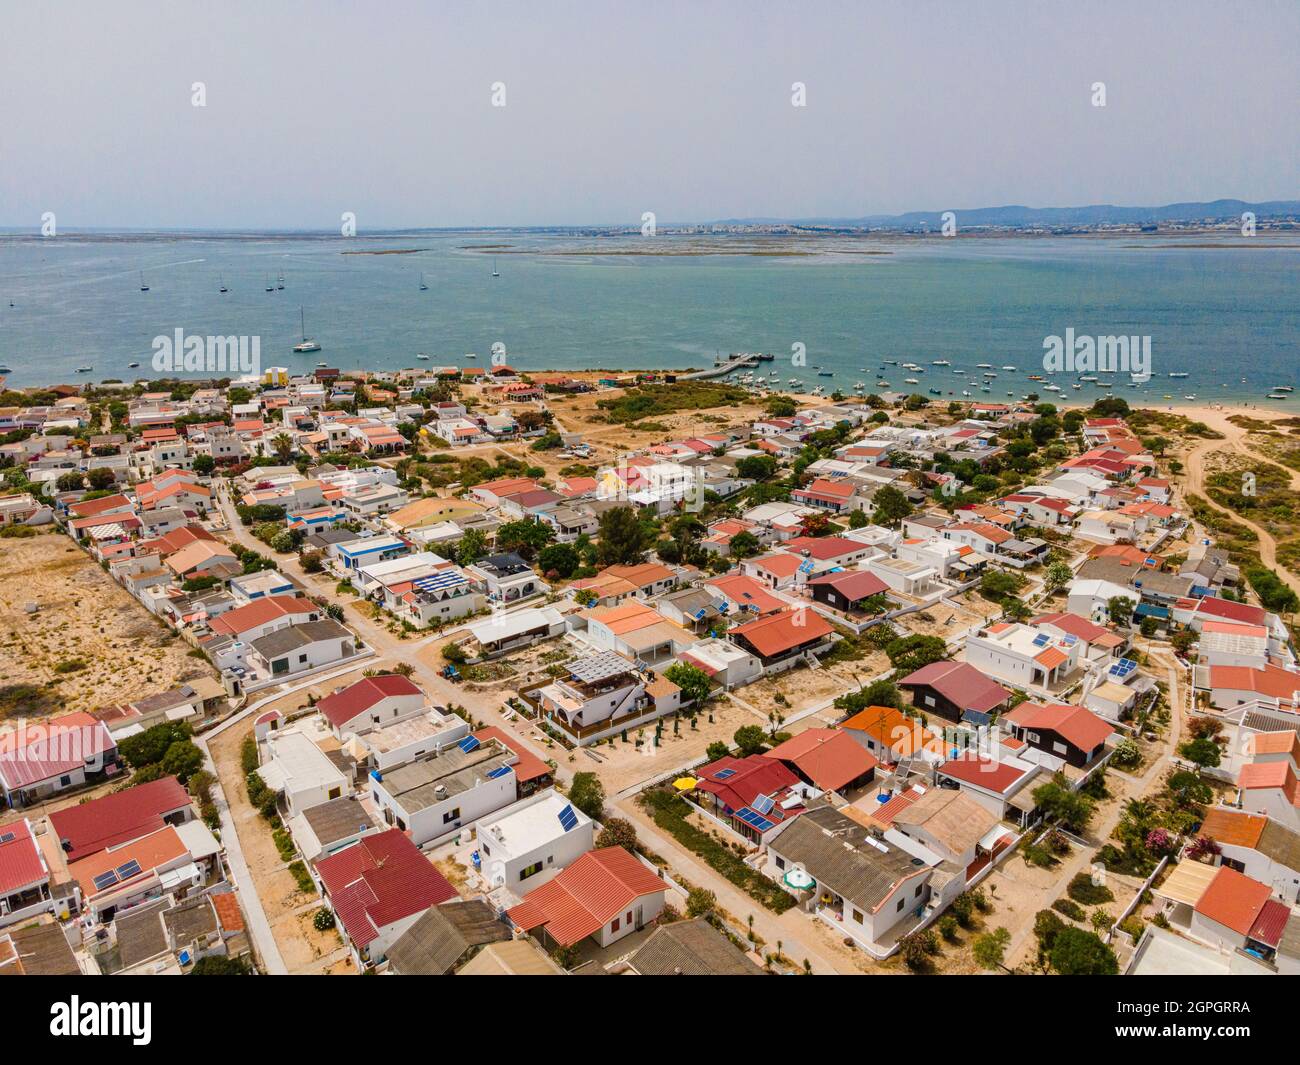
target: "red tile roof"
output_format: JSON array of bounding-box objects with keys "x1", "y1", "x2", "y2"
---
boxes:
[
  {"x1": 705, "y1": 574, "x2": 786, "y2": 616},
  {"x1": 315, "y1": 829, "x2": 457, "y2": 948},
  {"x1": 1004, "y1": 702, "x2": 1114, "y2": 752},
  {"x1": 695, "y1": 755, "x2": 802, "y2": 813},
  {"x1": 473, "y1": 726, "x2": 551, "y2": 785},
  {"x1": 212, "y1": 892, "x2": 246, "y2": 933},
  {"x1": 1247, "y1": 898, "x2": 1290, "y2": 947},
  {"x1": 1194, "y1": 866, "x2": 1272, "y2": 936},
  {"x1": 47, "y1": 775, "x2": 191, "y2": 862},
  {"x1": 898, "y1": 661, "x2": 1012, "y2": 714},
  {"x1": 781, "y1": 536, "x2": 865, "y2": 561},
  {"x1": 207, "y1": 595, "x2": 317, "y2": 637},
  {"x1": 1209, "y1": 664, "x2": 1300, "y2": 702},
  {"x1": 729, "y1": 608, "x2": 834, "y2": 658},
  {"x1": 0, "y1": 712, "x2": 116, "y2": 790},
  {"x1": 763, "y1": 729, "x2": 876, "y2": 792},
  {"x1": 938, "y1": 754, "x2": 1034, "y2": 795},
  {"x1": 805, "y1": 569, "x2": 889, "y2": 602},
  {"x1": 316, "y1": 674, "x2": 424, "y2": 729},
  {"x1": 506, "y1": 847, "x2": 667, "y2": 946},
  {"x1": 0, "y1": 820, "x2": 46, "y2": 896}
]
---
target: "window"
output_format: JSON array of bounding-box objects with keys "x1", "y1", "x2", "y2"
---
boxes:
[
  {"x1": 520, "y1": 861, "x2": 543, "y2": 881},
  {"x1": 1052, "y1": 741, "x2": 1068, "y2": 755},
  {"x1": 897, "y1": 897, "x2": 905, "y2": 912},
  {"x1": 328, "y1": 787, "x2": 341, "y2": 800},
  {"x1": 915, "y1": 884, "x2": 923, "y2": 897},
  {"x1": 298, "y1": 653, "x2": 308, "y2": 664},
  {"x1": 852, "y1": 908, "x2": 863, "y2": 924},
  {"x1": 442, "y1": 807, "x2": 461, "y2": 824},
  {"x1": 612, "y1": 917, "x2": 620, "y2": 932},
  {"x1": 774, "y1": 855, "x2": 786, "y2": 870}
]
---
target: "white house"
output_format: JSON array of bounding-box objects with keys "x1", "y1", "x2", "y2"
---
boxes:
[
  {"x1": 474, "y1": 789, "x2": 595, "y2": 891},
  {"x1": 964, "y1": 622, "x2": 1083, "y2": 690},
  {"x1": 258, "y1": 727, "x2": 351, "y2": 817},
  {"x1": 368, "y1": 735, "x2": 519, "y2": 846}
]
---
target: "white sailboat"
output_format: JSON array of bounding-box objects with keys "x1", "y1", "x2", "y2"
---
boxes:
[
  {"x1": 139, "y1": 272, "x2": 149, "y2": 292},
  {"x1": 293, "y1": 307, "x2": 321, "y2": 353},
  {"x1": 491, "y1": 258, "x2": 500, "y2": 278},
  {"x1": 419, "y1": 273, "x2": 429, "y2": 291}
]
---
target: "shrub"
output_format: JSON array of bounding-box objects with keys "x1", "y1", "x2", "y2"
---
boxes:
[
  {"x1": 288, "y1": 861, "x2": 315, "y2": 894},
  {"x1": 313, "y1": 908, "x2": 336, "y2": 932},
  {"x1": 1067, "y1": 872, "x2": 1114, "y2": 906},
  {"x1": 1053, "y1": 898, "x2": 1086, "y2": 921}
]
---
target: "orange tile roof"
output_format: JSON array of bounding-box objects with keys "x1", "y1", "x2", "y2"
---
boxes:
[
  {"x1": 69, "y1": 826, "x2": 189, "y2": 896},
  {"x1": 729, "y1": 608, "x2": 834, "y2": 658},
  {"x1": 1194, "y1": 866, "x2": 1272, "y2": 936},
  {"x1": 840, "y1": 706, "x2": 940, "y2": 758},
  {"x1": 1199, "y1": 808, "x2": 1267, "y2": 850}
]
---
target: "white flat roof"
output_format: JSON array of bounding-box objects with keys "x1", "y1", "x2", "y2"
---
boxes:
[
  {"x1": 467, "y1": 606, "x2": 564, "y2": 645},
  {"x1": 266, "y1": 730, "x2": 347, "y2": 793},
  {"x1": 476, "y1": 790, "x2": 590, "y2": 857}
]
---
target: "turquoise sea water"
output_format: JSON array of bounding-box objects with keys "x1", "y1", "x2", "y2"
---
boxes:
[{"x1": 0, "y1": 232, "x2": 1295, "y2": 406}]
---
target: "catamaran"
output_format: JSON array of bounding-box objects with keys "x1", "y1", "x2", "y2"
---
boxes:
[{"x1": 293, "y1": 307, "x2": 321, "y2": 353}]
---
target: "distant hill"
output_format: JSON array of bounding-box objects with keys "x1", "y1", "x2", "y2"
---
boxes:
[{"x1": 711, "y1": 199, "x2": 1300, "y2": 229}]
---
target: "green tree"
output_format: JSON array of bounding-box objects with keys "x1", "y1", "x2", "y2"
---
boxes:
[
  {"x1": 735, "y1": 454, "x2": 777, "y2": 481},
  {"x1": 568, "y1": 772, "x2": 606, "y2": 821},
  {"x1": 705, "y1": 741, "x2": 730, "y2": 762},
  {"x1": 871, "y1": 485, "x2": 913, "y2": 527},
  {"x1": 972, "y1": 927, "x2": 1011, "y2": 970},
  {"x1": 664, "y1": 661, "x2": 712, "y2": 707},
  {"x1": 1107, "y1": 595, "x2": 1137, "y2": 627},
  {"x1": 1179, "y1": 737, "x2": 1222, "y2": 768},
  {"x1": 192, "y1": 453, "x2": 216, "y2": 476},
  {"x1": 728, "y1": 530, "x2": 760, "y2": 558},
  {"x1": 86, "y1": 467, "x2": 117, "y2": 491},
  {"x1": 1049, "y1": 927, "x2": 1119, "y2": 975},
  {"x1": 537, "y1": 542, "x2": 579, "y2": 579},
  {"x1": 456, "y1": 527, "x2": 488, "y2": 566},
  {"x1": 884, "y1": 634, "x2": 948, "y2": 675},
  {"x1": 495, "y1": 518, "x2": 554, "y2": 560},
  {"x1": 834, "y1": 679, "x2": 901, "y2": 713},
  {"x1": 160, "y1": 740, "x2": 205, "y2": 784},
  {"x1": 596, "y1": 506, "x2": 650, "y2": 566},
  {"x1": 1032, "y1": 772, "x2": 1095, "y2": 833},
  {"x1": 1045, "y1": 561, "x2": 1072, "y2": 592},
  {"x1": 733, "y1": 724, "x2": 768, "y2": 756}
]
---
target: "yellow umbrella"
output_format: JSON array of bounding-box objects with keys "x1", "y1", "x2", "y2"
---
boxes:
[{"x1": 673, "y1": 777, "x2": 698, "y2": 792}]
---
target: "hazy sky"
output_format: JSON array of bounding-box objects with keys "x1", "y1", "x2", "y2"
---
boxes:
[{"x1": 2, "y1": 0, "x2": 1295, "y2": 228}]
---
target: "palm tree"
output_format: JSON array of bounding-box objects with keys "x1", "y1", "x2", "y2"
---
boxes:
[{"x1": 271, "y1": 432, "x2": 294, "y2": 461}]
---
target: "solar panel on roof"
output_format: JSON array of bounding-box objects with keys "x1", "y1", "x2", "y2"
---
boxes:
[
  {"x1": 713, "y1": 768, "x2": 736, "y2": 780},
  {"x1": 457, "y1": 735, "x2": 480, "y2": 753},
  {"x1": 736, "y1": 807, "x2": 775, "y2": 832},
  {"x1": 0, "y1": 832, "x2": 14, "y2": 844},
  {"x1": 557, "y1": 804, "x2": 579, "y2": 832},
  {"x1": 115, "y1": 859, "x2": 142, "y2": 879},
  {"x1": 752, "y1": 793, "x2": 775, "y2": 815},
  {"x1": 487, "y1": 765, "x2": 513, "y2": 779},
  {"x1": 92, "y1": 870, "x2": 120, "y2": 891},
  {"x1": 1031, "y1": 633, "x2": 1051, "y2": 647}
]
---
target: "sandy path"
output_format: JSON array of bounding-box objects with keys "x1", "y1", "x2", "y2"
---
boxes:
[{"x1": 1177, "y1": 407, "x2": 1300, "y2": 598}]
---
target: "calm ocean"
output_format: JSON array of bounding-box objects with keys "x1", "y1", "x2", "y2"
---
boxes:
[{"x1": 0, "y1": 232, "x2": 1295, "y2": 406}]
